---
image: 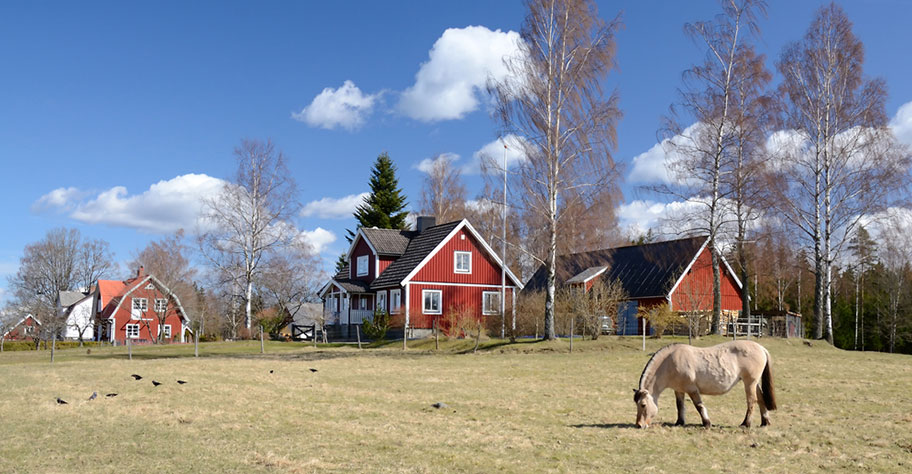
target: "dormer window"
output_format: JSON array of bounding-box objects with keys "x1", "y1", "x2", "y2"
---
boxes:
[
  {"x1": 356, "y1": 255, "x2": 369, "y2": 276},
  {"x1": 454, "y1": 251, "x2": 471, "y2": 274}
]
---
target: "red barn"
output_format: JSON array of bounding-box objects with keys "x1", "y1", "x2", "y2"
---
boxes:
[
  {"x1": 2, "y1": 314, "x2": 42, "y2": 340},
  {"x1": 95, "y1": 267, "x2": 191, "y2": 344},
  {"x1": 524, "y1": 236, "x2": 744, "y2": 335},
  {"x1": 320, "y1": 217, "x2": 523, "y2": 338}
]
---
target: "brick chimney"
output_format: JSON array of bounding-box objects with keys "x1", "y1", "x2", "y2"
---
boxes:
[
  {"x1": 416, "y1": 216, "x2": 436, "y2": 233},
  {"x1": 137, "y1": 266, "x2": 144, "y2": 278}
]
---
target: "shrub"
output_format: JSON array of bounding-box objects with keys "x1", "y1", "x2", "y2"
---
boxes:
[
  {"x1": 362, "y1": 309, "x2": 390, "y2": 341},
  {"x1": 440, "y1": 305, "x2": 484, "y2": 339},
  {"x1": 637, "y1": 303, "x2": 680, "y2": 338}
]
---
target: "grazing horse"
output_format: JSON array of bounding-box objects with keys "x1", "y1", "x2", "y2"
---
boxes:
[{"x1": 633, "y1": 340, "x2": 776, "y2": 429}]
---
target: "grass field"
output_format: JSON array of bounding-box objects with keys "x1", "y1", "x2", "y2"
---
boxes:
[{"x1": 1, "y1": 336, "x2": 911, "y2": 473}]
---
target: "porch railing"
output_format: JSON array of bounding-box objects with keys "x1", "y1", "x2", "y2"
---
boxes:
[{"x1": 349, "y1": 309, "x2": 373, "y2": 325}]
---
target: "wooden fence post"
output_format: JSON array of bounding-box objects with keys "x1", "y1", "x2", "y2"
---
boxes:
[
  {"x1": 473, "y1": 322, "x2": 481, "y2": 354},
  {"x1": 260, "y1": 325, "x2": 265, "y2": 354},
  {"x1": 356, "y1": 324, "x2": 362, "y2": 349},
  {"x1": 402, "y1": 324, "x2": 407, "y2": 351},
  {"x1": 128, "y1": 337, "x2": 132, "y2": 361},
  {"x1": 570, "y1": 317, "x2": 574, "y2": 353},
  {"x1": 434, "y1": 318, "x2": 439, "y2": 351}
]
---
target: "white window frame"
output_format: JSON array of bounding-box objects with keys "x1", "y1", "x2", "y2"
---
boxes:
[
  {"x1": 390, "y1": 289, "x2": 401, "y2": 314},
  {"x1": 356, "y1": 255, "x2": 369, "y2": 276},
  {"x1": 145, "y1": 283, "x2": 155, "y2": 290},
  {"x1": 160, "y1": 324, "x2": 172, "y2": 339},
  {"x1": 377, "y1": 292, "x2": 387, "y2": 312},
  {"x1": 126, "y1": 324, "x2": 140, "y2": 339},
  {"x1": 454, "y1": 251, "x2": 472, "y2": 274},
  {"x1": 482, "y1": 291, "x2": 501, "y2": 315},
  {"x1": 154, "y1": 298, "x2": 168, "y2": 313},
  {"x1": 131, "y1": 298, "x2": 148, "y2": 319},
  {"x1": 360, "y1": 296, "x2": 367, "y2": 310},
  {"x1": 422, "y1": 289, "x2": 442, "y2": 315}
]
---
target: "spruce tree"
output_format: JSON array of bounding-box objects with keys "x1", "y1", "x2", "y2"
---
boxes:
[{"x1": 347, "y1": 153, "x2": 409, "y2": 241}]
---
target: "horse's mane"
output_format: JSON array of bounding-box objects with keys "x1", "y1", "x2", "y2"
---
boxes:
[{"x1": 638, "y1": 343, "x2": 682, "y2": 389}]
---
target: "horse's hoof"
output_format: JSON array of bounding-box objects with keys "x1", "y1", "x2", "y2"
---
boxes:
[
  {"x1": 675, "y1": 421, "x2": 685, "y2": 427},
  {"x1": 740, "y1": 423, "x2": 751, "y2": 428},
  {"x1": 702, "y1": 422, "x2": 712, "y2": 428}
]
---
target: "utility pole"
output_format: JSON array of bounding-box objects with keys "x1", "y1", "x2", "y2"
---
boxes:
[{"x1": 501, "y1": 139, "x2": 508, "y2": 339}]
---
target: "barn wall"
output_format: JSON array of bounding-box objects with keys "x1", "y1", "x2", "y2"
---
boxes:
[
  {"x1": 670, "y1": 247, "x2": 742, "y2": 311},
  {"x1": 404, "y1": 283, "x2": 515, "y2": 329},
  {"x1": 411, "y1": 228, "x2": 506, "y2": 285}
]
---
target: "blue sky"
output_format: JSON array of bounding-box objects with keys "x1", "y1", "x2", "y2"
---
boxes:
[{"x1": 1, "y1": 0, "x2": 911, "y2": 301}]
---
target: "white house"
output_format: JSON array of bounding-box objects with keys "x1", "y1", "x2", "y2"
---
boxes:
[{"x1": 57, "y1": 290, "x2": 96, "y2": 342}]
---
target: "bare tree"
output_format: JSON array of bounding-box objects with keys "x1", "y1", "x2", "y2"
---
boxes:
[
  {"x1": 199, "y1": 139, "x2": 300, "y2": 331},
  {"x1": 875, "y1": 214, "x2": 912, "y2": 353},
  {"x1": 418, "y1": 154, "x2": 467, "y2": 224},
  {"x1": 773, "y1": 3, "x2": 910, "y2": 343},
  {"x1": 0, "y1": 306, "x2": 18, "y2": 352},
  {"x1": 258, "y1": 239, "x2": 325, "y2": 337},
  {"x1": 132, "y1": 230, "x2": 196, "y2": 344},
  {"x1": 489, "y1": 0, "x2": 622, "y2": 340},
  {"x1": 7, "y1": 228, "x2": 114, "y2": 362},
  {"x1": 660, "y1": 0, "x2": 767, "y2": 335}
]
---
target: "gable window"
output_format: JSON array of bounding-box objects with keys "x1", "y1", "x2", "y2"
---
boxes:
[
  {"x1": 126, "y1": 324, "x2": 140, "y2": 339},
  {"x1": 422, "y1": 289, "x2": 442, "y2": 315},
  {"x1": 160, "y1": 324, "x2": 172, "y2": 339},
  {"x1": 454, "y1": 251, "x2": 472, "y2": 274},
  {"x1": 377, "y1": 292, "x2": 387, "y2": 312},
  {"x1": 145, "y1": 283, "x2": 155, "y2": 290},
  {"x1": 390, "y1": 289, "x2": 401, "y2": 314},
  {"x1": 482, "y1": 291, "x2": 501, "y2": 315},
  {"x1": 356, "y1": 255, "x2": 369, "y2": 276},
  {"x1": 154, "y1": 298, "x2": 168, "y2": 313}
]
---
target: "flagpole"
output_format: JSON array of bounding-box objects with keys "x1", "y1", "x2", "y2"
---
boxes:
[{"x1": 501, "y1": 139, "x2": 507, "y2": 339}]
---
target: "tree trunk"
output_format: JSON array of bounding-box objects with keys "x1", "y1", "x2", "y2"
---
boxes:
[
  {"x1": 259, "y1": 325, "x2": 265, "y2": 354},
  {"x1": 711, "y1": 245, "x2": 722, "y2": 335},
  {"x1": 194, "y1": 328, "x2": 199, "y2": 358},
  {"x1": 51, "y1": 332, "x2": 56, "y2": 363},
  {"x1": 543, "y1": 211, "x2": 558, "y2": 340},
  {"x1": 245, "y1": 280, "x2": 254, "y2": 330}
]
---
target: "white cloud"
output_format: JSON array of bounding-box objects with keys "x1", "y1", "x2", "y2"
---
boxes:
[
  {"x1": 890, "y1": 100, "x2": 912, "y2": 146},
  {"x1": 415, "y1": 153, "x2": 460, "y2": 174},
  {"x1": 398, "y1": 26, "x2": 522, "y2": 122},
  {"x1": 628, "y1": 124, "x2": 703, "y2": 185},
  {"x1": 34, "y1": 174, "x2": 225, "y2": 233},
  {"x1": 300, "y1": 193, "x2": 369, "y2": 219},
  {"x1": 292, "y1": 80, "x2": 379, "y2": 131},
  {"x1": 299, "y1": 227, "x2": 336, "y2": 254},
  {"x1": 469, "y1": 134, "x2": 527, "y2": 174}
]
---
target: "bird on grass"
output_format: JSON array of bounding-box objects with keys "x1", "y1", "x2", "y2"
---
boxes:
[
  {"x1": 309, "y1": 368, "x2": 318, "y2": 373},
  {"x1": 105, "y1": 393, "x2": 118, "y2": 398},
  {"x1": 88, "y1": 392, "x2": 97, "y2": 401},
  {"x1": 152, "y1": 380, "x2": 162, "y2": 387},
  {"x1": 56, "y1": 397, "x2": 68, "y2": 405},
  {"x1": 131, "y1": 374, "x2": 143, "y2": 380},
  {"x1": 269, "y1": 370, "x2": 274, "y2": 374},
  {"x1": 177, "y1": 380, "x2": 187, "y2": 385}
]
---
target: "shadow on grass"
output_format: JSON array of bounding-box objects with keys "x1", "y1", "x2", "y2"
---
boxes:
[{"x1": 570, "y1": 422, "x2": 638, "y2": 429}]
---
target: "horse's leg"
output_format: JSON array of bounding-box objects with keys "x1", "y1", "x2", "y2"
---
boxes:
[
  {"x1": 740, "y1": 380, "x2": 758, "y2": 428},
  {"x1": 688, "y1": 391, "x2": 711, "y2": 428},
  {"x1": 756, "y1": 385, "x2": 771, "y2": 427},
  {"x1": 675, "y1": 391, "x2": 686, "y2": 426}
]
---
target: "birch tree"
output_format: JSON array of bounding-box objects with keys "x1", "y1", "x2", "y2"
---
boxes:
[
  {"x1": 199, "y1": 139, "x2": 300, "y2": 331},
  {"x1": 773, "y1": 3, "x2": 909, "y2": 343},
  {"x1": 489, "y1": 0, "x2": 622, "y2": 340}
]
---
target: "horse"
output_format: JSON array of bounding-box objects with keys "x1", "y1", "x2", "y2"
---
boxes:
[{"x1": 633, "y1": 340, "x2": 777, "y2": 429}]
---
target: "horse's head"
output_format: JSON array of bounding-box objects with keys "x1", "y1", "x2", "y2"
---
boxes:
[{"x1": 633, "y1": 388, "x2": 657, "y2": 428}]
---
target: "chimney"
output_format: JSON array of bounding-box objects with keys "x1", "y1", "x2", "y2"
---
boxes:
[
  {"x1": 416, "y1": 216, "x2": 436, "y2": 233},
  {"x1": 137, "y1": 266, "x2": 144, "y2": 278}
]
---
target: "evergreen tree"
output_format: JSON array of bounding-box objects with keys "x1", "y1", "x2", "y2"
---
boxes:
[
  {"x1": 335, "y1": 253, "x2": 347, "y2": 273},
  {"x1": 347, "y1": 153, "x2": 409, "y2": 241}
]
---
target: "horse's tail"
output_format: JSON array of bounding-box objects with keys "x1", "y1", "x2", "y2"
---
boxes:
[{"x1": 761, "y1": 351, "x2": 777, "y2": 411}]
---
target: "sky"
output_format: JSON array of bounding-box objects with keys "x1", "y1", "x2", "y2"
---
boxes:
[{"x1": 1, "y1": 0, "x2": 911, "y2": 302}]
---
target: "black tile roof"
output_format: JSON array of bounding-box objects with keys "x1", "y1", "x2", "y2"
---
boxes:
[
  {"x1": 524, "y1": 236, "x2": 707, "y2": 298},
  {"x1": 359, "y1": 228, "x2": 417, "y2": 256},
  {"x1": 370, "y1": 221, "x2": 462, "y2": 289},
  {"x1": 329, "y1": 263, "x2": 373, "y2": 293}
]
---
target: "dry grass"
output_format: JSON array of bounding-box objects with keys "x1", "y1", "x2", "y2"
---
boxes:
[{"x1": 1, "y1": 336, "x2": 911, "y2": 473}]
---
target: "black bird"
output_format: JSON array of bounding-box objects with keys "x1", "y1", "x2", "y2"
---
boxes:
[
  {"x1": 309, "y1": 368, "x2": 318, "y2": 373},
  {"x1": 105, "y1": 393, "x2": 118, "y2": 398},
  {"x1": 269, "y1": 370, "x2": 274, "y2": 374},
  {"x1": 131, "y1": 374, "x2": 143, "y2": 380},
  {"x1": 56, "y1": 397, "x2": 68, "y2": 405},
  {"x1": 88, "y1": 392, "x2": 97, "y2": 401},
  {"x1": 152, "y1": 380, "x2": 162, "y2": 387},
  {"x1": 176, "y1": 380, "x2": 187, "y2": 385}
]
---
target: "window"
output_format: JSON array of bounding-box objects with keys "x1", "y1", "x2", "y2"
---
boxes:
[
  {"x1": 482, "y1": 291, "x2": 501, "y2": 315},
  {"x1": 454, "y1": 251, "x2": 472, "y2": 274},
  {"x1": 131, "y1": 298, "x2": 148, "y2": 319},
  {"x1": 377, "y1": 292, "x2": 387, "y2": 312},
  {"x1": 390, "y1": 289, "x2": 401, "y2": 314},
  {"x1": 154, "y1": 298, "x2": 168, "y2": 313},
  {"x1": 423, "y1": 289, "x2": 442, "y2": 314},
  {"x1": 360, "y1": 296, "x2": 367, "y2": 310},
  {"x1": 126, "y1": 324, "x2": 140, "y2": 339},
  {"x1": 356, "y1": 255, "x2": 369, "y2": 276},
  {"x1": 160, "y1": 325, "x2": 172, "y2": 339},
  {"x1": 145, "y1": 283, "x2": 155, "y2": 290}
]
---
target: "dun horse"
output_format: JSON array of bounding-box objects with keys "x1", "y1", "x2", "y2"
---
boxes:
[{"x1": 633, "y1": 340, "x2": 776, "y2": 428}]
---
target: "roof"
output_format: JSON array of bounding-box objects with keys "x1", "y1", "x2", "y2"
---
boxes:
[
  {"x1": 566, "y1": 266, "x2": 608, "y2": 284},
  {"x1": 322, "y1": 263, "x2": 373, "y2": 294},
  {"x1": 359, "y1": 228, "x2": 417, "y2": 256},
  {"x1": 524, "y1": 236, "x2": 708, "y2": 299},
  {"x1": 58, "y1": 291, "x2": 88, "y2": 307},
  {"x1": 370, "y1": 221, "x2": 462, "y2": 289}
]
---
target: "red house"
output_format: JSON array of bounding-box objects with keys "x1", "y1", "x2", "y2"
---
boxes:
[
  {"x1": 320, "y1": 217, "x2": 523, "y2": 338},
  {"x1": 2, "y1": 314, "x2": 42, "y2": 340},
  {"x1": 95, "y1": 267, "x2": 190, "y2": 344},
  {"x1": 524, "y1": 236, "x2": 744, "y2": 335}
]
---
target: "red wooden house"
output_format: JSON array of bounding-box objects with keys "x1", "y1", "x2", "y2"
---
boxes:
[
  {"x1": 2, "y1": 314, "x2": 42, "y2": 340},
  {"x1": 320, "y1": 217, "x2": 523, "y2": 338},
  {"x1": 95, "y1": 267, "x2": 191, "y2": 344},
  {"x1": 524, "y1": 236, "x2": 744, "y2": 335}
]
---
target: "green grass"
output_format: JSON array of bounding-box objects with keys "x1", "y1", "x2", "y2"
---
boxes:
[{"x1": 1, "y1": 336, "x2": 911, "y2": 473}]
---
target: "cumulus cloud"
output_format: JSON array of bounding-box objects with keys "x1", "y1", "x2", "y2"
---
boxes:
[
  {"x1": 415, "y1": 153, "x2": 460, "y2": 174},
  {"x1": 398, "y1": 26, "x2": 522, "y2": 122},
  {"x1": 469, "y1": 135, "x2": 527, "y2": 174},
  {"x1": 292, "y1": 80, "x2": 379, "y2": 131},
  {"x1": 890, "y1": 100, "x2": 912, "y2": 146},
  {"x1": 300, "y1": 193, "x2": 369, "y2": 219},
  {"x1": 627, "y1": 124, "x2": 703, "y2": 185},
  {"x1": 33, "y1": 174, "x2": 225, "y2": 233},
  {"x1": 299, "y1": 227, "x2": 336, "y2": 254}
]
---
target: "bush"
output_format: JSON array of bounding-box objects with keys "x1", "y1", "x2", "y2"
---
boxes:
[
  {"x1": 638, "y1": 303, "x2": 680, "y2": 338},
  {"x1": 0, "y1": 340, "x2": 106, "y2": 352},
  {"x1": 440, "y1": 305, "x2": 484, "y2": 339},
  {"x1": 362, "y1": 309, "x2": 390, "y2": 341}
]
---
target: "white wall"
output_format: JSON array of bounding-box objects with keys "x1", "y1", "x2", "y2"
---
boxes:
[{"x1": 64, "y1": 297, "x2": 95, "y2": 340}]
